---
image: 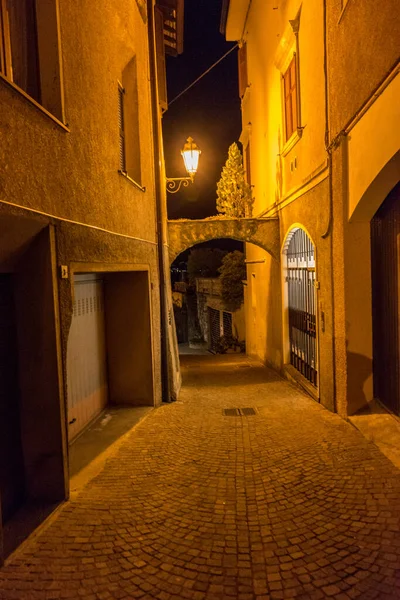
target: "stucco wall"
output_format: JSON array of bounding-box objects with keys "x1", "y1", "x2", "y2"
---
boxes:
[
  {"x1": 242, "y1": 0, "x2": 326, "y2": 216},
  {"x1": 327, "y1": 0, "x2": 400, "y2": 138},
  {"x1": 327, "y1": 1, "x2": 400, "y2": 416},
  {"x1": 0, "y1": 0, "x2": 157, "y2": 242}
]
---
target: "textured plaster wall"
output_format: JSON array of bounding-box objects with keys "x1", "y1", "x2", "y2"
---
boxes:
[
  {"x1": 327, "y1": 0, "x2": 400, "y2": 416},
  {"x1": 326, "y1": 0, "x2": 400, "y2": 139},
  {"x1": 244, "y1": 244, "x2": 282, "y2": 369},
  {"x1": 347, "y1": 75, "x2": 400, "y2": 222},
  {"x1": 0, "y1": 0, "x2": 157, "y2": 242}
]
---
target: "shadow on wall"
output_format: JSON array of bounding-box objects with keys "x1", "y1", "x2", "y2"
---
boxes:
[
  {"x1": 265, "y1": 255, "x2": 283, "y2": 370},
  {"x1": 346, "y1": 350, "x2": 373, "y2": 415}
]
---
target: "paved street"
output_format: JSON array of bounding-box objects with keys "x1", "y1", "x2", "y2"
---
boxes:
[{"x1": 1, "y1": 354, "x2": 400, "y2": 600}]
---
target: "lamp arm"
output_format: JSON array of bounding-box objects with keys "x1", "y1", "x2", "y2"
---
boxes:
[{"x1": 166, "y1": 175, "x2": 194, "y2": 194}]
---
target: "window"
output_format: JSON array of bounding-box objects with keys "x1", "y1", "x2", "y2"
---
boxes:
[
  {"x1": 118, "y1": 85, "x2": 126, "y2": 173},
  {"x1": 238, "y1": 42, "x2": 248, "y2": 98},
  {"x1": 0, "y1": 0, "x2": 64, "y2": 120},
  {"x1": 283, "y1": 55, "x2": 298, "y2": 141},
  {"x1": 118, "y1": 57, "x2": 142, "y2": 186}
]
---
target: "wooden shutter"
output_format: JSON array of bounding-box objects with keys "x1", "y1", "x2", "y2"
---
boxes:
[
  {"x1": 238, "y1": 42, "x2": 248, "y2": 98},
  {"x1": 155, "y1": 7, "x2": 168, "y2": 112},
  {"x1": 118, "y1": 85, "x2": 126, "y2": 172},
  {"x1": 284, "y1": 55, "x2": 298, "y2": 141}
]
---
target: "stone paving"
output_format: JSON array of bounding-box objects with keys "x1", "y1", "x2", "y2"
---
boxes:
[{"x1": 1, "y1": 354, "x2": 400, "y2": 600}]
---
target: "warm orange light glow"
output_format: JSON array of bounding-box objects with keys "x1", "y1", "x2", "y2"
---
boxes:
[{"x1": 181, "y1": 137, "x2": 201, "y2": 176}]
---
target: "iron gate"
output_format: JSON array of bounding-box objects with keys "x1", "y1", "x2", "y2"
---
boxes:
[
  {"x1": 286, "y1": 228, "x2": 317, "y2": 386},
  {"x1": 223, "y1": 311, "x2": 233, "y2": 336},
  {"x1": 209, "y1": 307, "x2": 220, "y2": 351}
]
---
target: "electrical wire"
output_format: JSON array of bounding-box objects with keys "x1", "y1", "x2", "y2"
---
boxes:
[{"x1": 168, "y1": 43, "x2": 239, "y2": 107}]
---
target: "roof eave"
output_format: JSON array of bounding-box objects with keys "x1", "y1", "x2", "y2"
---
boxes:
[{"x1": 222, "y1": 0, "x2": 250, "y2": 41}]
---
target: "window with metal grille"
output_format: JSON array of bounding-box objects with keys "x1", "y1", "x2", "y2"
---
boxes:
[
  {"x1": 0, "y1": 0, "x2": 64, "y2": 120},
  {"x1": 118, "y1": 85, "x2": 126, "y2": 173},
  {"x1": 223, "y1": 311, "x2": 232, "y2": 337},
  {"x1": 285, "y1": 228, "x2": 317, "y2": 386},
  {"x1": 283, "y1": 55, "x2": 298, "y2": 141}
]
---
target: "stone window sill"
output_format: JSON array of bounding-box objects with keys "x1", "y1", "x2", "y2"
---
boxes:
[
  {"x1": 281, "y1": 128, "x2": 303, "y2": 157},
  {"x1": 118, "y1": 170, "x2": 146, "y2": 192}
]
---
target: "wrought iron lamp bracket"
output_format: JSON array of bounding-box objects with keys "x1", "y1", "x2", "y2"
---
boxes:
[{"x1": 166, "y1": 175, "x2": 194, "y2": 194}]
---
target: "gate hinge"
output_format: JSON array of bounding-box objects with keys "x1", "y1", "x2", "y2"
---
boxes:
[{"x1": 314, "y1": 280, "x2": 320, "y2": 289}]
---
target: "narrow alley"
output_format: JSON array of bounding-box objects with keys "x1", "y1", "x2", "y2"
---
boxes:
[{"x1": 1, "y1": 355, "x2": 399, "y2": 600}]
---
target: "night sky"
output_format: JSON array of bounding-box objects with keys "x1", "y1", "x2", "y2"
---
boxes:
[{"x1": 162, "y1": 0, "x2": 241, "y2": 220}]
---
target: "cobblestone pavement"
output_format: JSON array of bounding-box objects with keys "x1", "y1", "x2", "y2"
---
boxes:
[{"x1": 1, "y1": 354, "x2": 400, "y2": 600}]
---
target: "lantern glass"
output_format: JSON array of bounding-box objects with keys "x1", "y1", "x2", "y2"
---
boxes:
[{"x1": 181, "y1": 137, "x2": 201, "y2": 175}]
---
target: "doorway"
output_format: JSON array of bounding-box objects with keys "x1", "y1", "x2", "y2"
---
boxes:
[
  {"x1": 66, "y1": 274, "x2": 108, "y2": 441},
  {"x1": 371, "y1": 181, "x2": 400, "y2": 415},
  {"x1": 0, "y1": 275, "x2": 25, "y2": 524},
  {"x1": 284, "y1": 228, "x2": 318, "y2": 386}
]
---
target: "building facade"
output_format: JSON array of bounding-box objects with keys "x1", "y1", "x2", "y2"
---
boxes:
[
  {"x1": 196, "y1": 277, "x2": 245, "y2": 352},
  {"x1": 326, "y1": 0, "x2": 400, "y2": 417},
  {"x1": 222, "y1": 0, "x2": 400, "y2": 416},
  {"x1": 0, "y1": 0, "x2": 182, "y2": 561},
  {"x1": 223, "y1": 0, "x2": 334, "y2": 411}
]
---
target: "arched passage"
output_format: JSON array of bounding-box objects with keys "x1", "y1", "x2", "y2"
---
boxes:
[{"x1": 167, "y1": 217, "x2": 280, "y2": 264}]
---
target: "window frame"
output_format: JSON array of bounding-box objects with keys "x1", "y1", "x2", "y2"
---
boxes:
[
  {"x1": 117, "y1": 70, "x2": 145, "y2": 192},
  {"x1": 118, "y1": 83, "x2": 126, "y2": 174},
  {"x1": 283, "y1": 54, "x2": 298, "y2": 142},
  {"x1": 0, "y1": 0, "x2": 66, "y2": 124}
]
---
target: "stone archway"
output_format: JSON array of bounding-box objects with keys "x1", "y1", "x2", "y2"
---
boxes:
[{"x1": 167, "y1": 217, "x2": 280, "y2": 264}]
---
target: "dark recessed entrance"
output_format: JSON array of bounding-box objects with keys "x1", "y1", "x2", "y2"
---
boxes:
[{"x1": 371, "y1": 181, "x2": 400, "y2": 416}]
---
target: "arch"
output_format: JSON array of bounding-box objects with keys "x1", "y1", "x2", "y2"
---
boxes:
[
  {"x1": 350, "y1": 150, "x2": 400, "y2": 222},
  {"x1": 347, "y1": 72, "x2": 400, "y2": 222},
  {"x1": 281, "y1": 222, "x2": 317, "y2": 255},
  {"x1": 167, "y1": 217, "x2": 280, "y2": 264}
]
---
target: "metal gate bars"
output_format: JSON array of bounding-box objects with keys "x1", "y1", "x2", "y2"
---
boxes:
[{"x1": 286, "y1": 228, "x2": 317, "y2": 386}]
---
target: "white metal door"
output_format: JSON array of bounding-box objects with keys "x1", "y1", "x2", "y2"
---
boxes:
[{"x1": 67, "y1": 274, "x2": 108, "y2": 441}]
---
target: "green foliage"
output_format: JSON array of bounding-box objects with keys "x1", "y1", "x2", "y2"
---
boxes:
[
  {"x1": 216, "y1": 143, "x2": 253, "y2": 218},
  {"x1": 187, "y1": 247, "x2": 227, "y2": 283},
  {"x1": 218, "y1": 250, "x2": 246, "y2": 309}
]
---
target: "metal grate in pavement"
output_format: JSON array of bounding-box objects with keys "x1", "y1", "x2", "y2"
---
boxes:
[{"x1": 223, "y1": 407, "x2": 257, "y2": 417}]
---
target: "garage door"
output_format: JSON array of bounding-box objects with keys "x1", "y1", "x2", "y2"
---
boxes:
[{"x1": 67, "y1": 274, "x2": 108, "y2": 441}]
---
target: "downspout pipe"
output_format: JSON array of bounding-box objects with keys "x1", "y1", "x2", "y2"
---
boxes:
[
  {"x1": 147, "y1": 0, "x2": 171, "y2": 403},
  {"x1": 321, "y1": 0, "x2": 337, "y2": 414}
]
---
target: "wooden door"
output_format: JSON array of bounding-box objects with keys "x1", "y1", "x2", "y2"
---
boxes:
[{"x1": 371, "y1": 181, "x2": 400, "y2": 415}]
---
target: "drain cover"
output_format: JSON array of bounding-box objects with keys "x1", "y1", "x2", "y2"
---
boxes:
[{"x1": 223, "y1": 407, "x2": 257, "y2": 417}]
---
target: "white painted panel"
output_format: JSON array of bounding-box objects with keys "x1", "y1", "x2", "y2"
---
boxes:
[{"x1": 67, "y1": 278, "x2": 107, "y2": 441}]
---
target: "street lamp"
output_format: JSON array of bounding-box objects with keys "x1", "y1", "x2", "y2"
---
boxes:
[{"x1": 166, "y1": 137, "x2": 201, "y2": 193}]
